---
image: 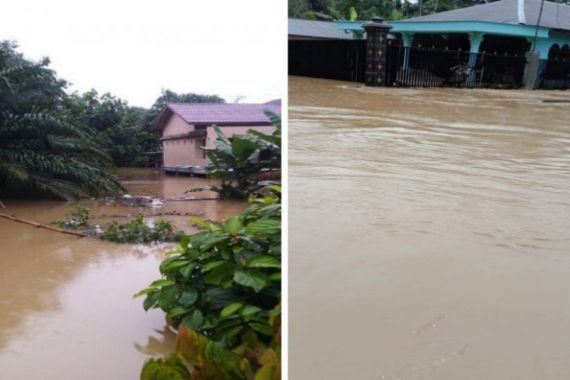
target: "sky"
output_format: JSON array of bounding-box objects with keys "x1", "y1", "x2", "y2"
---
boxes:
[{"x1": 0, "y1": 0, "x2": 286, "y2": 107}]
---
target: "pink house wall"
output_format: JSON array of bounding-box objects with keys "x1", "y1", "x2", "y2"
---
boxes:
[
  {"x1": 205, "y1": 126, "x2": 275, "y2": 149},
  {"x1": 163, "y1": 113, "x2": 194, "y2": 136},
  {"x1": 162, "y1": 114, "x2": 199, "y2": 167}
]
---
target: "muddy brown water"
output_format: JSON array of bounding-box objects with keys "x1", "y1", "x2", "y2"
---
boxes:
[
  {"x1": 0, "y1": 168, "x2": 245, "y2": 379},
  {"x1": 289, "y1": 77, "x2": 570, "y2": 379}
]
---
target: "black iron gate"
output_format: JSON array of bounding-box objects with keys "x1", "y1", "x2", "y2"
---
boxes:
[
  {"x1": 536, "y1": 59, "x2": 570, "y2": 89},
  {"x1": 385, "y1": 44, "x2": 527, "y2": 89}
]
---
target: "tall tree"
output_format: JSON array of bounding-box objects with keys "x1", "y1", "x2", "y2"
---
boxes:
[{"x1": 0, "y1": 41, "x2": 123, "y2": 200}]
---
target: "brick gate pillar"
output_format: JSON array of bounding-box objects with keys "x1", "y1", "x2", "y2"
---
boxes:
[{"x1": 363, "y1": 18, "x2": 393, "y2": 87}]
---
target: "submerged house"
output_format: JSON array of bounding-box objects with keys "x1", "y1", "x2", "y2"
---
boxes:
[
  {"x1": 290, "y1": 0, "x2": 570, "y2": 88},
  {"x1": 151, "y1": 100, "x2": 280, "y2": 173}
]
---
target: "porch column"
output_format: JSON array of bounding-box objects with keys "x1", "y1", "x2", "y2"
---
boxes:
[
  {"x1": 534, "y1": 38, "x2": 552, "y2": 59},
  {"x1": 466, "y1": 33, "x2": 483, "y2": 87},
  {"x1": 402, "y1": 33, "x2": 414, "y2": 70},
  {"x1": 363, "y1": 18, "x2": 393, "y2": 87}
]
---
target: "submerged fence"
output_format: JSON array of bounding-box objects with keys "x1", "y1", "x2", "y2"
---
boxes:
[
  {"x1": 288, "y1": 38, "x2": 570, "y2": 90},
  {"x1": 385, "y1": 45, "x2": 527, "y2": 89},
  {"x1": 536, "y1": 59, "x2": 570, "y2": 89}
]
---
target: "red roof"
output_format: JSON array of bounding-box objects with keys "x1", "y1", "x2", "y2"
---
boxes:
[{"x1": 152, "y1": 101, "x2": 281, "y2": 129}]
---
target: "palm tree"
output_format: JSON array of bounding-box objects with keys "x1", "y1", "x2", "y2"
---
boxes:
[{"x1": 0, "y1": 41, "x2": 123, "y2": 200}]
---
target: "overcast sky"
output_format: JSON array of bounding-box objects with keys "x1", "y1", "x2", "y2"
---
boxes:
[{"x1": 0, "y1": 0, "x2": 286, "y2": 107}]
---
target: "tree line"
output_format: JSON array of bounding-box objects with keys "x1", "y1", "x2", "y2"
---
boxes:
[
  {"x1": 0, "y1": 40, "x2": 223, "y2": 200},
  {"x1": 289, "y1": 0, "x2": 570, "y2": 21}
]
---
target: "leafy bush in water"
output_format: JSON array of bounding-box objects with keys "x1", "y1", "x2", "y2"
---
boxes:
[
  {"x1": 52, "y1": 204, "x2": 91, "y2": 230},
  {"x1": 102, "y1": 215, "x2": 184, "y2": 243},
  {"x1": 138, "y1": 186, "x2": 281, "y2": 379},
  {"x1": 137, "y1": 185, "x2": 281, "y2": 347}
]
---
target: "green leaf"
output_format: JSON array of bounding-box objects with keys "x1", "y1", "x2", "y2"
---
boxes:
[
  {"x1": 204, "y1": 262, "x2": 236, "y2": 286},
  {"x1": 149, "y1": 279, "x2": 175, "y2": 288},
  {"x1": 220, "y1": 302, "x2": 243, "y2": 318},
  {"x1": 247, "y1": 256, "x2": 281, "y2": 269},
  {"x1": 202, "y1": 260, "x2": 228, "y2": 273},
  {"x1": 180, "y1": 263, "x2": 196, "y2": 279},
  {"x1": 200, "y1": 236, "x2": 228, "y2": 250},
  {"x1": 222, "y1": 325, "x2": 244, "y2": 340},
  {"x1": 231, "y1": 137, "x2": 259, "y2": 160},
  {"x1": 158, "y1": 286, "x2": 177, "y2": 310},
  {"x1": 168, "y1": 306, "x2": 189, "y2": 318},
  {"x1": 204, "y1": 288, "x2": 235, "y2": 309},
  {"x1": 223, "y1": 216, "x2": 243, "y2": 236},
  {"x1": 249, "y1": 322, "x2": 274, "y2": 336},
  {"x1": 240, "y1": 305, "x2": 262, "y2": 320},
  {"x1": 190, "y1": 216, "x2": 211, "y2": 230},
  {"x1": 143, "y1": 293, "x2": 159, "y2": 311},
  {"x1": 133, "y1": 287, "x2": 156, "y2": 298},
  {"x1": 245, "y1": 219, "x2": 281, "y2": 236},
  {"x1": 179, "y1": 289, "x2": 198, "y2": 307},
  {"x1": 233, "y1": 270, "x2": 269, "y2": 293},
  {"x1": 190, "y1": 309, "x2": 204, "y2": 329},
  {"x1": 179, "y1": 235, "x2": 191, "y2": 252},
  {"x1": 269, "y1": 273, "x2": 281, "y2": 281},
  {"x1": 160, "y1": 259, "x2": 189, "y2": 273}
]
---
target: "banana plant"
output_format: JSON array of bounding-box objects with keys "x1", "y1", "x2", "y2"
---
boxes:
[{"x1": 188, "y1": 111, "x2": 281, "y2": 200}]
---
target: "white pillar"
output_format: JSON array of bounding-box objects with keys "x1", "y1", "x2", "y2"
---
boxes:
[
  {"x1": 466, "y1": 33, "x2": 484, "y2": 87},
  {"x1": 402, "y1": 33, "x2": 414, "y2": 70}
]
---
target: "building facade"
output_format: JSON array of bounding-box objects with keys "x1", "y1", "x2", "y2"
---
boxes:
[{"x1": 152, "y1": 100, "x2": 280, "y2": 172}]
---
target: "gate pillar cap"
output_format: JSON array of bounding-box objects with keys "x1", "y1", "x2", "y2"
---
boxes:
[{"x1": 363, "y1": 17, "x2": 392, "y2": 31}]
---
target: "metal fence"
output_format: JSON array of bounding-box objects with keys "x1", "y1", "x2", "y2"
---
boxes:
[
  {"x1": 289, "y1": 40, "x2": 366, "y2": 82},
  {"x1": 385, "y1": 45, "x2": 527, "y2": 89},
  {"x1": 536, "y1": 59, "x2": 570, "y2": 89}
]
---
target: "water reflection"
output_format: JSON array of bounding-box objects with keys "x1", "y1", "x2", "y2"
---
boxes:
[{"x1": 134, "y1": 324, "x2": 177, "y2": 357}]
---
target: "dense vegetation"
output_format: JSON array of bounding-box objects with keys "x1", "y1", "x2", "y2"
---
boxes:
[
  {"x1": 138, "y1": 122, "x2": 282, "y2": 378},
  {"x1": 289, "y1": 0, "x2": 570, "y2": 21},
  {"x1": 138, "y1": 186, "x2": 282, "y2": 379},
  {"x1": 53, "y1": 204, "x2": 184, "y2": 243},
  {"x1": 65, "y1": 89, "x2": 225, "y2": 168},
  {"x1": 0, "y1": 41, "x2": 225, "y2": 199},
  {"x1": 0, "y1": 41, "x2": 123, "y2": 200},
  {"x1": 103, "y1": 215, "x2": 184, "y2": 243}
]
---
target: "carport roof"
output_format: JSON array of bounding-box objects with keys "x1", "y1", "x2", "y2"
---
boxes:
[
  {"x1": 289, "y1": 18, "x2": 359, "y2": 40},
  {"x1": 405, "y1": 0, "x2": 570, "y2": 31}
]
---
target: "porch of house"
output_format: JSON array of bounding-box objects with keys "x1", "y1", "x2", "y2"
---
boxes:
[{"x1": 333, "y1": 17, "x2": 570, "y2": 89}]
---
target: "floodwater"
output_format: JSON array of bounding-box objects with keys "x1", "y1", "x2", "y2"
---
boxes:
[
  {"x1": 0, "y1": 169, "x2": 245, "y2": 379},
  {"x1": 289, "y1": 76, "x2": 570, "y2": 379}
]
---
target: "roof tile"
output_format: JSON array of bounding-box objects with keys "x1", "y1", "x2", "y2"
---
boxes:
[{"x1": 166, "y1": 102, "x2": 281, "y2": 126}]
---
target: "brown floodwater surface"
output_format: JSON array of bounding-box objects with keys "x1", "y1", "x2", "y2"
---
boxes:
[
  {"x1": 289, "y1": 77, "x2": 570, "y2": 379},
  {"x1": 0, "y1": 169, "x2": 245, "y2": 379}
]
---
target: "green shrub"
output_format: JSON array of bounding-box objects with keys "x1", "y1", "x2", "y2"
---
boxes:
[
  {"x1": 52, "y1": 204, "x2": 91, "y2": 229},
  {"x1": 136, "y1": 185, "x2": 281, "y2": 348},
  {"x1": 102, "y1": 215, "x2": 184, "y2": 244}
]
